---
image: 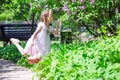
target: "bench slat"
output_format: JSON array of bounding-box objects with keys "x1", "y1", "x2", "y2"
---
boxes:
[
  {"x1": 0, "y1": 24, "x2": 37, "y2": 27},
  {"x1": 0, "y1": 23, "x2": 38, "y2": 46}
]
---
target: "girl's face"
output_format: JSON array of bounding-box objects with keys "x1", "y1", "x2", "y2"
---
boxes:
[{"x1": 49, "y1": 11, "x2": 53, "y2": 23}]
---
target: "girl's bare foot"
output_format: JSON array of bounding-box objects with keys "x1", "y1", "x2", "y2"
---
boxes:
[{"x1": 10, "y1": 38, "x2": 20, "y2": 44}]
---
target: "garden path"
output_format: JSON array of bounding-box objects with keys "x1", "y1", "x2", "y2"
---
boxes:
[{"x1": 0, "y1": 59, "x2": 38, "y2": 80}]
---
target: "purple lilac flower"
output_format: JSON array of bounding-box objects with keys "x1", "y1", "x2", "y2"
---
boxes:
[
  {"x1": 62, "y1": 4, "x2": 67, "y2": 11},
  {"x1": 79, "y1": 0, "x2": 83, "y2": 3},
  {"x1": 71, "y1": 0, "x2": 75, "y2": 2},
  {"x1": 78, "y1": 6, "x2": 85, "y2": 10},
  {"x1": 90, "y1": 0, "x2": 94, "y2": 4},
  {"x1": 72, "y1": 12, "x2": 77, "y2": 15},
  {"x1": 30, "y1": 2, "x2": 32, "y2": 7},
  {"x1": 67, "y1": 10, "x2": 71, "y2": 14}
]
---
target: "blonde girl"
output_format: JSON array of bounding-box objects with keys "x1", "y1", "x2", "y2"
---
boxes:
[{"x1": 10, "y1": 10, "x2": 60, "y2": 64}]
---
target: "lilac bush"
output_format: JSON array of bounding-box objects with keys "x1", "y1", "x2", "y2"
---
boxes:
[
  {"x1": 78, "y1": 6, "x2": 85, "y2": 10},
  {"x1": 30, "y1": 0, "x2": 120, "y2": 36},
  {"x1": 62, "y1": 4, "x2": 67, "y2": 11},
  {"x1": 90, "y1": 0, "x2": 94, "y2": 4},
  {"x1": 71, "y1": 0, "x2": 75, "y2": 3},
  {"x1": 29, "y1": 2, "x2": 32, "y2": 7},
  {"x1": 59, "y1": 0, "x2": 120, "y2": 36},
  {"x1": 79, "y1": 0, "x2": 83, "y2": 3}
]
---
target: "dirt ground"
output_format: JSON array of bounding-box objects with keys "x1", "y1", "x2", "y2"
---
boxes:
[{"x1": 0, "y1": 59, "x2": 38, "y2": 80}]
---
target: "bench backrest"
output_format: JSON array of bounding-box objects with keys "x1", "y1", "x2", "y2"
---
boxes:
[{"x1": 0, "y1": 24, "x2": 37, "y2": 41}]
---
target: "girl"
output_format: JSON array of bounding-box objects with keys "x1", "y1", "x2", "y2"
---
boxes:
[{"x1": 10, "y1": 10, "x2": 60, "y2": 64}]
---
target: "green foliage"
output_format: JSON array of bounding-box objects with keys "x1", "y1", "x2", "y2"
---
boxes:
[
  {"x1": 0, "y1": 35, "x2": 120, "y2": 79},
  {"x1": 0, "y1": 0, "x2": 62, "y2": 21},
  {"x1": 0, "y1": 44, "x2": 21, "y2": 63},
  {"x1": 0, "y1": 42, "x2": 33, "y2": 68},
  {"x1": 17, "y1": 56, "x2": 33, "y2": 68},
  {"x1": 0, "y1": 10, "x2": 14, "y2": 20},
  {"x1": 32, "y1": 37, "x2": 120, "y2": 80},
  {"x1": 58, "y1": 0, "x2": 120, "y2": 36}
]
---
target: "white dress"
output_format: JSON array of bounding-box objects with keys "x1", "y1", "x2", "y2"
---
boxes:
[{"x1": 24, "y1": 22, "x2": 54, "y2": 56}]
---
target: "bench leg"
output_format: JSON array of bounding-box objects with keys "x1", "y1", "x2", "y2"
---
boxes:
[
  {"x1": 3, "y1": 41, "x2": 7, "y2": 46},
  {"x1": 3, "y1": 40, "x2": 10, "y2": 46}
]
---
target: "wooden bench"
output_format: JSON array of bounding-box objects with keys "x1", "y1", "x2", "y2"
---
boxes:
[
  {"x1": 0, "y1": 24, "x2": 37, "y2": 46},
  {"x1": 0, "y1": 23, "x2": 70, "y2": 46}
]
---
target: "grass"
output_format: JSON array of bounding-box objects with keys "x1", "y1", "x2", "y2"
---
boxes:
[{"x1": 0, "y1": 41, "x2": 3, "y2": 47}]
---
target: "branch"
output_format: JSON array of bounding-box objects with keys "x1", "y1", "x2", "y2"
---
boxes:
[{"x1": 84, "y1": 24, "x2": 97, "y2": 37}]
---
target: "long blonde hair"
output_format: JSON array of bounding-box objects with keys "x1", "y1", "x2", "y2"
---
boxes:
[{"x1": 40, "y1": 10, "x2": 52, "y2": 27}]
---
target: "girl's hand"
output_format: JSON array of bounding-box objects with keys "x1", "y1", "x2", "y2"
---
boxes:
[
  {"x1": 29, "y1": 37, "x2": 34, "y2": 46},
  {"x1": 56, "y1": 19, "x2": 60, "y2": 27}
]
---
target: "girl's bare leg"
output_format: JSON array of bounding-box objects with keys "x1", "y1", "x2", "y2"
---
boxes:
[{"x1": 10, "y1": 38, "x2": 26, "y2": 56}]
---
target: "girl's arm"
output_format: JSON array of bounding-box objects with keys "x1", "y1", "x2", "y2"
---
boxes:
[
  {"x1": 52, "y1": 20, "x2": 60, "y2": 35},
  {"x1": 31, "y1": 25, "x2": 43, "y2": 40}
]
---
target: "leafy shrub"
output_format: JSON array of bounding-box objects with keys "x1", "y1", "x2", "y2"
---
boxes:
[
  {"x1": 1, "y1": 36, "x2": 120, "y2": 80},
  {"x1": 33, "y1": 36, "x2": 120, "y2": 80},
  {"x1": 0, "y1": 44, "x2": 21, "y2": 63},
  {"x1": 0, "y1": 42, "x2": 33, "y2": 67}
]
